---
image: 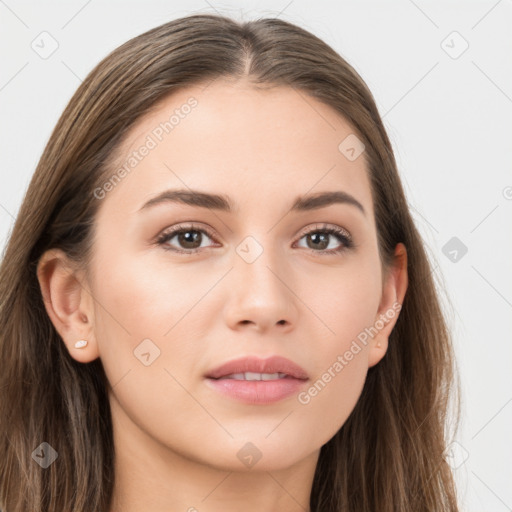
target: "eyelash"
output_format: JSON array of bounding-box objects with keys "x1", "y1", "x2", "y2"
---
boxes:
[{"x1": 155, "y1": 222, "x2": 354, "y2": 256}]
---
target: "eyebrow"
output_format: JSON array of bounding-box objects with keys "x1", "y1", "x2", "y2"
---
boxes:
[{"x1": 139, "y1": 189, "x2": 366, "y2": 216}]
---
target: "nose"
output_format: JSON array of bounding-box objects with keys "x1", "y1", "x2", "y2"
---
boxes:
[{"x1": 223, "y1": 240, "x2": 299, "y2": 334}]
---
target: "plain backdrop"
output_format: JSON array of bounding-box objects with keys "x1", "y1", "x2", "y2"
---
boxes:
[{"x1": 1, "y1": 1, "x2": 511, "y2": 510}]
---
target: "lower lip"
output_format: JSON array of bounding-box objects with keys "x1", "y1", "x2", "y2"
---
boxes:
[{"x1": 205, "y1": 377, "x2": 308, "y2": 404}]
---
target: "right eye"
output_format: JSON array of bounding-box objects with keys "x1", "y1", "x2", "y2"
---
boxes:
[{"x1": 156, "y1": 223, "x2": 219, "y2": 254}]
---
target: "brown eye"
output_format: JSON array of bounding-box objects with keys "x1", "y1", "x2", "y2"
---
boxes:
[
  {"x1": 305, "y1": 232, "x2": 330, "y2": 250},
  {"x1": 295, "y1": 225, "x2": 354, "y2": 254},
  {"x1": 174, "y1": 230, "x2": 203, "y2": 249},
  {"x1": 156, "y1": 224, "x2": 218, "y2": 254}
]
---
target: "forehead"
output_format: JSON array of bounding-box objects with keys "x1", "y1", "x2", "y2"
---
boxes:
[{"x1": 98, "y1": 79, "x2": 374, "y2": 220}]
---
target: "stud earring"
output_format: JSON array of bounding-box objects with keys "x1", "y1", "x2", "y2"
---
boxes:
[{"x1": 74, "y1": 340, "x2": 88, "y2": 349}]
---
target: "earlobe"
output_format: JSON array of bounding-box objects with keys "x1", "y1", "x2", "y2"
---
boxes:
[
  {"x1": 36, "y1": 248, "x2": 99, "y2": 363},
  {"x1": 368, "y1": 243, "x2": 408, "y2": 368}
]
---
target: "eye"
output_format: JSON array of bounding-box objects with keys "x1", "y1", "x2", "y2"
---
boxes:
[
  {"x1": 156, "y1": 223, "x2": 218, "y2": 254},
  {"x1": 294, "y1": 223, "x2": 354, "y2": 254},
  {"x1": 156, "y1": 222, "x2": 354, "y2": 255}
]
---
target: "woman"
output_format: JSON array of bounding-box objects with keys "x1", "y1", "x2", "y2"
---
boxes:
[{"x1": 0, "y1": 13, "x2": 460, "y2": 512}]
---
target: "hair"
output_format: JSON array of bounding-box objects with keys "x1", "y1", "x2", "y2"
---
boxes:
[{"x1": 0, "y1": 12, "x2": 461, "y2": 512}]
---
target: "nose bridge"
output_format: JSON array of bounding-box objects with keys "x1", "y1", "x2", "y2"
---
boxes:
[
  {"x1": 224, "y1": 232, "x2": 298, "y2": 331},
  {"x1": 235, "y1": 232, "x2": 287, "y2": 296}
]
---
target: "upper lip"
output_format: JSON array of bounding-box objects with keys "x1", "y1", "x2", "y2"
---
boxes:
[{"x1": 206, "y1": 355, "x2": 309, "y2": 380}]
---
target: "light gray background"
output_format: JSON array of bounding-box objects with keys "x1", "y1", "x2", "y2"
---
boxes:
[{"x1": 1, "y1": 1, "x2": 511, "y2": 510}]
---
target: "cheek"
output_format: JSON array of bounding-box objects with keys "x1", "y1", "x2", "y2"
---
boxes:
[
  {"x1": 279, "y1": 258, "x2": 381, "y2": 441},
  {"x1": 292, "y1": 294, "x2": 377, "y2": 446},
  {"x1": 90, "y1": 249, "x2": 214, "y2": 453},
  {"x1": 90, "y1": 242, "x2": 215, "y2": 393},
  {"x1": 293, "y1": 254, "x2": 382, "y2": 346},
  {"x1": 296, "y1": 344, "x2": 369, "y2": 444},
  {"x1": 92, "y1": 244, "x2": 215, "y2": 340}
]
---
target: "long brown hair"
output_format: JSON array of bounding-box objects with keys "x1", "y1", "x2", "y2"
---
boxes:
[{"x1": 0, "y1": 13, "x2": 461, "y2": 511}]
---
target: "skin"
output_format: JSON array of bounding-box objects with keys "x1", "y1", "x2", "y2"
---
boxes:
[{"x1": 37, "y1": 78, "x2": 408, "y2": 512}]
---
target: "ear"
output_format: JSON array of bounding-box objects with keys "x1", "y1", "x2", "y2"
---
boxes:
[
  {"x1": 36, "y1": 248, "x2": 99, "y2": 363},
  {"x1": 368, "y1": 242, "x2": 408, "y2": 368}
]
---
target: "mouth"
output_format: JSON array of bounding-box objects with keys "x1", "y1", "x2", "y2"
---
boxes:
[
  {"x1": 204, "y1": 355, "x2": 309, "y2": 404},
  {"x1": 205, "y1": 355, "x2": 309, "y2": 380},
  {"x1": 215, "y1": 372, "x2": 291, "y2": 381}
]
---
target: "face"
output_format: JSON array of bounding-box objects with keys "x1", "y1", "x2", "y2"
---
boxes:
[{"x1": 64, "y1": 79, "x2": 403, "y2": 472}]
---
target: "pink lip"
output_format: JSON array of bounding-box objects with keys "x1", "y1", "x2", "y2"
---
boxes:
[
  {"x1": 204, "y1": 355, "x2": 309, "y2": 405},
  {"x1": 205, "y1": 355, "x2": 309, "y2": 380}
]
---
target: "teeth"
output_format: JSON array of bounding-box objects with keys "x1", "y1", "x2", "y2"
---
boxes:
[
  {"x1": 219, "y1": 372, "x2": 288, "y2": 381},
  {"x1": 261, "y1": 372, "x2": 282, "y2": 381}
]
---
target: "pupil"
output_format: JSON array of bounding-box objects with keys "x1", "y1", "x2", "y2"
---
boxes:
[
  {"x1": 309, "y1": 233, "x2": 328, "y2": 250},
  {"x1": 179, "y1": 231, "x2": 201, "y2": 248}
]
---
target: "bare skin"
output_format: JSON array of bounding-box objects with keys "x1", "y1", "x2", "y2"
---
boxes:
[{"x1": 37, "y1": 78, "x2": 408, "y2": 512}]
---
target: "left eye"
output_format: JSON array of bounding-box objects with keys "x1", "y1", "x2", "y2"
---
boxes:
[{"x1": 294, "y1": 225, "x2": 353, "y2": 254}]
